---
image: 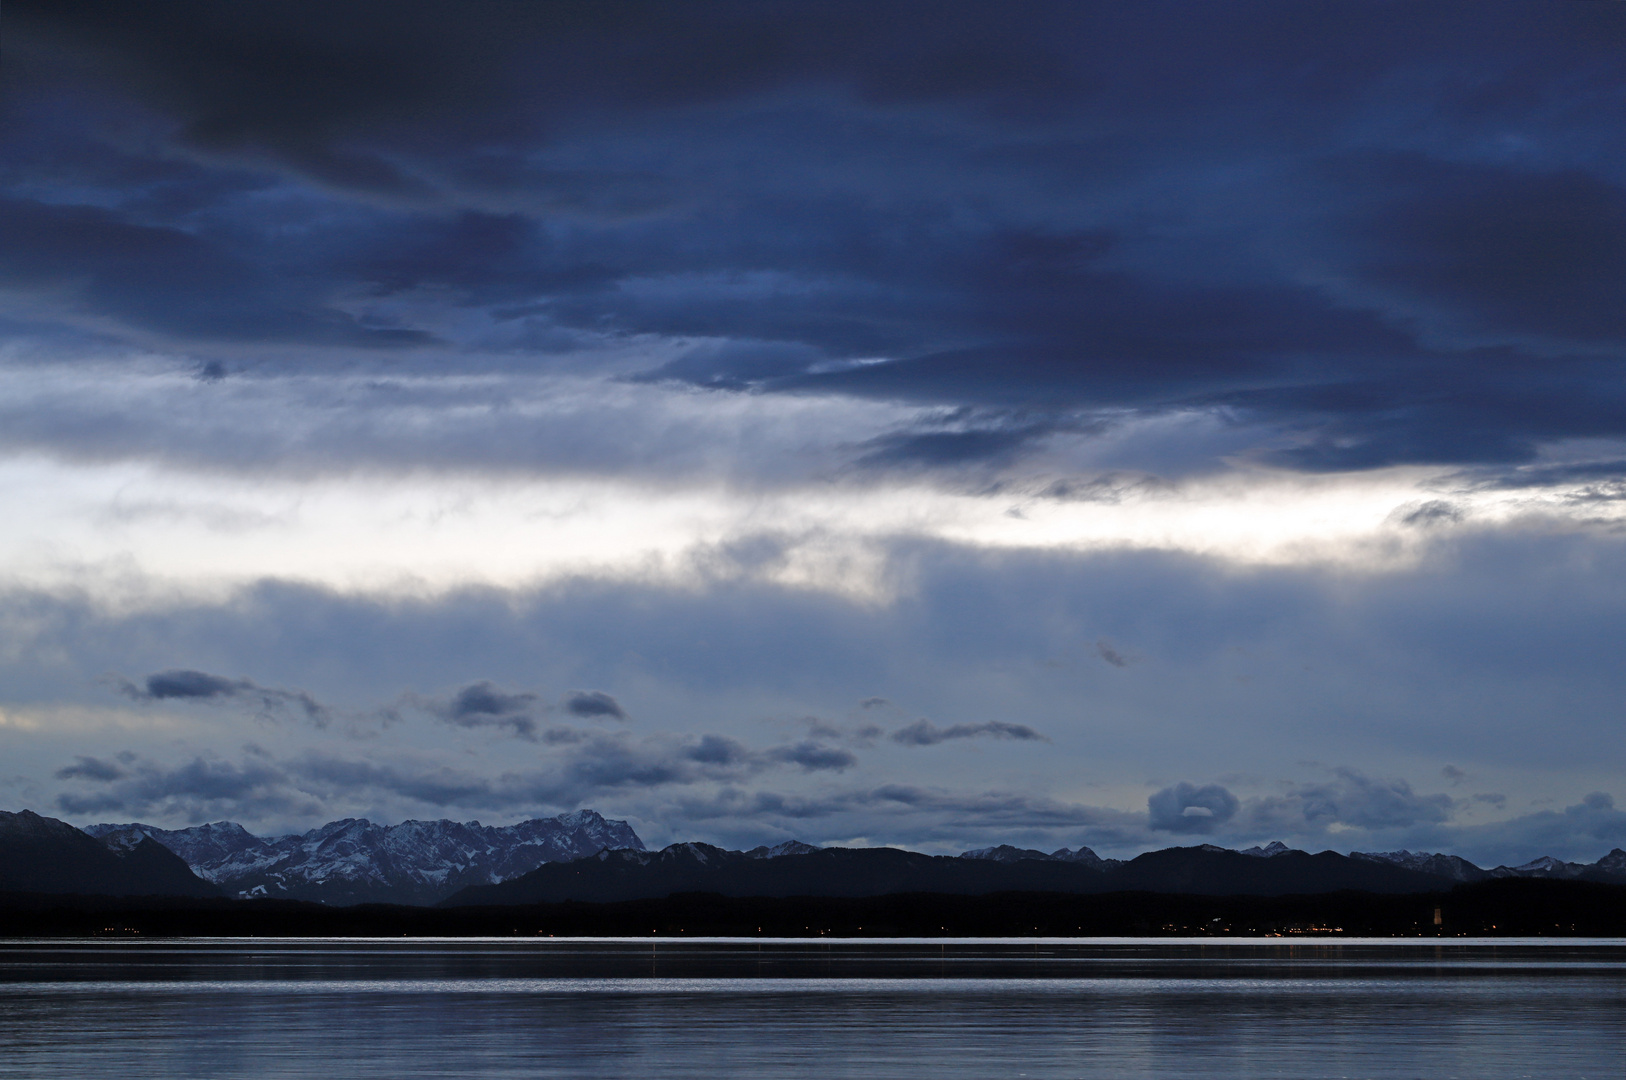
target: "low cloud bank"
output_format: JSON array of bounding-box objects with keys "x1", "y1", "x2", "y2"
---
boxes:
[{"x1": 46, "y1": 745, "x2": 1626, "y2": 865}]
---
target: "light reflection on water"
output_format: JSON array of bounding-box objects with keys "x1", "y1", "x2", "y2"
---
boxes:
[{"x1": 0, "y1": 939, "x2": 1621, "y2": 1079}]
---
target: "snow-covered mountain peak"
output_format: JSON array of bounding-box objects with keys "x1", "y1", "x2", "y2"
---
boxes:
[
  {"x1": 960, "y1": 844, "x2": 1055, "y2": 862},
  {"x1": 1350, "y1": 849, "x2": 1489, "y2": 882},
  {"x1": 1238, "y1": 841, "x2": 1291, "y2": 858},
  {"x1": 1050, "y1": 846, "x2": 1119, "y2": 869},
  {"x1": 1596, "y1": 848, "x2": 1626, "y2": 875},
  {"x1": 1491, "y1": 854, "x2": 1585, "y2": 879},
  {"x1": 83, "y1": 810, "x2": 643, "y2": 905},
  {"x1": 746, "y1": 840, "x2": 820, "y2": 858}
]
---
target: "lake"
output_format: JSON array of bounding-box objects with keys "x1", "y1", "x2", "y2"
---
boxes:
[{"x1": 0, "y1": 938, "x2": 1621, "y2": 1078}]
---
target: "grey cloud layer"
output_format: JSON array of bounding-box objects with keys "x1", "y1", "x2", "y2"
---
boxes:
[
  {"x1": 3, "y1": 2, "x2": 1625, "y2": 479},
  {"x1": 1241, "y1": 769, "x2": 1455, "y2": 834},
  {"x1": 48, "y1": 725, "x2": 858, "y2": 827},
  {"x1": 0, "y1": 525, "x2": 1618, "y2": 857},
  {"x1": 55, "y1": 753, "x2": 304, "y2": 820},
  {"x1": 7, "y1": 527, "x2": 1621, "y2": 764},
  {"x1": 45, "y1": 741, "x2": 1626, "y2": 864}
]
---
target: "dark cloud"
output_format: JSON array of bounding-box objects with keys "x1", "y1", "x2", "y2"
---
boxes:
[
  {"x1": 1148, "y1": 782, "x2": 1240, "y2": 833},
  {"x1": 1094, "y1": 640, "x2": 1130, "y2": 668},
  {"x1": 54, "y1": 754, "x2": 300, "y2": 820},
  {"x1": 1241, "y1": 769, "x2": 1453, "y2": 833},
  {"x1": 1444, "y1": 792, "x2": 1626, "y2": 865},
  {"x1": 3, "y1": 1, "x2": 1625, "y2": 475},
  {"x1": 766, "y1": 741, "x2": 858, "y2": 773},
  {"x1": 0, "y1": 197, "x2": 431, "y2": 347},
  {"x1": 448, "y1": 681, "x2": 538, "y2": 719},
  {"x1": 117, "y1": 668, "x2": 330, "y2": 726},
  {"x1": 854, "y1": 414, "x2": 1066, "y2": 471},
  {"x1": 504, "y1": 728, "x2": 839, "y2": 801},
  {"x1": 1353, "y1": 159, "x2": 1626, "y2": 343},
  {"x1": 1040, "y1": 474, "x2": 1178, "y2": 505},
  {"x1": 54, "y1": 755, "x2": 125, "y2": 782},
  {"x1": 799, "y1": 716, "x2": 885, "y2": 749},
  {"x1": 562, "y1": 690, "x2": 628, "y2": 721},
  {"x1": 536, "y1": 736, "x2": 711, "y2": 796},
  {"x1": 684, "y1": 734, "x2": 751, "y2": 767},
  {"x1": 1394, "y1": 500, "x2": 1464, "y2": 528},
  {"x1": 292, "y1": 755, "x2": 500, "y2": 809},
  {"x1": 675, "y1": 783, "x2": 1141, "y2": 832},
  {"x1": 5, "y1": 2, "x2": 1100, "y2": 193},
  {"x1": 542, "y1": 726, "x2": 587, "y2": 746},
  {"x1": 47, "y1": 724, "x2": 861, "y2": 824},
  {"x1": 138, "y1": 670, "x2": 248, "y2": 700},
  {"x1": 890, "y1": 719, "x2": 1046, "y2": 746},
  {"x1": 1468, "y1": 460, "x2": 1626, "y2": 491},
  {"x1": 427, "y1": 681, "x2": 543, "y2": 739}
]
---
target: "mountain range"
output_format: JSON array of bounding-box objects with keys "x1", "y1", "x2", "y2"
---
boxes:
[
  {"x1": 958, "y1": 840, "x2": 1626, "y2": 885},
  {"x1": 441, "y1": 840, "x2": 1626, "y2": 906},
  {"x1": 84, "y1": 811, "x2": 643, "y2": 906},
  {"x1": 441, "y1": 843, "x2": 1388, "y2": 905},
  {"x1": 4, "y1": 806, "x2": 1624, "y2": 907}
]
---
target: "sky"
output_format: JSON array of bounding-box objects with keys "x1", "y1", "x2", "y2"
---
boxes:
[{"x1": 3, "y1": 0, "x2": 1625, "y2": 865}]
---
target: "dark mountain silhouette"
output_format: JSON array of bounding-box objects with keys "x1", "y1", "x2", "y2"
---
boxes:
[
  {"x1": 442, "y1": 843, "x2": 1102, "y2": 905},
  {"x1": 0, "y1": 810, "x2": 217, "y2": 898},
  {"x1": 745, "y1": 840, "x2": 820, "y2": 858},
  {"x1": 962, "y1": 844, "x2": 1122, "y2": 869},
  {"x1": 441, "y1": 841, "x2": 1450, "y2": 906},
  {"x1": 960, "y1": 844, "x2": 1059, "y2": 863},
  {"x1": 1108, "y1": 845, "x2": 1445, "y2": 894}
]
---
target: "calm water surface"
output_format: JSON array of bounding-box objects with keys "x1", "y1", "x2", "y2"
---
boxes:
[{"x1": 0, "y1": 938, "x2": 1621, "y2": 1079}]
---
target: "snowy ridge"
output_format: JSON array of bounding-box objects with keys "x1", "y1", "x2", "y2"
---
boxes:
[
  {"x1": 1238, "y1": 841, "x2": 1291, "y2": 858},
  {"x1": 953, "y1": 841, "x2": 1626, "y2": 884},
  {"x1": 959, "y1": 844, "x2": 1122, "y2": 870},
  {"x1": 1350, "y1": 849, "x2": 1488, "y2": 882},
  {"x1": 86, "y1": 811, "x2": 643, "y2": 906},
  {"x1": 589, "y1": 840, "x2": 825, "y2": 866},
  {"x1": 93, "y1": 820, "x2": 260, "y2": 868},
  {"x1": 1489, "y1": 855, "x2": 1586, "y2": 880},
  {"x1": 1353, "y1": 847, "x2": 1626, "y2": 883},
  {"x1": 746, "y1": 840, "x2": 821, "y2": 858}
]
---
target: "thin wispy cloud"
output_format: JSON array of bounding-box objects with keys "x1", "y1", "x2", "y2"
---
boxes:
[{"x1": 115, "y1": 670, "x2": 331, "y2": 727}]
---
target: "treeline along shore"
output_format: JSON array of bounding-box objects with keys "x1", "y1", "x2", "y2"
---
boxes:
[{"x1": 3, "y1": 878, "x2": 1624, "y2": 938}]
